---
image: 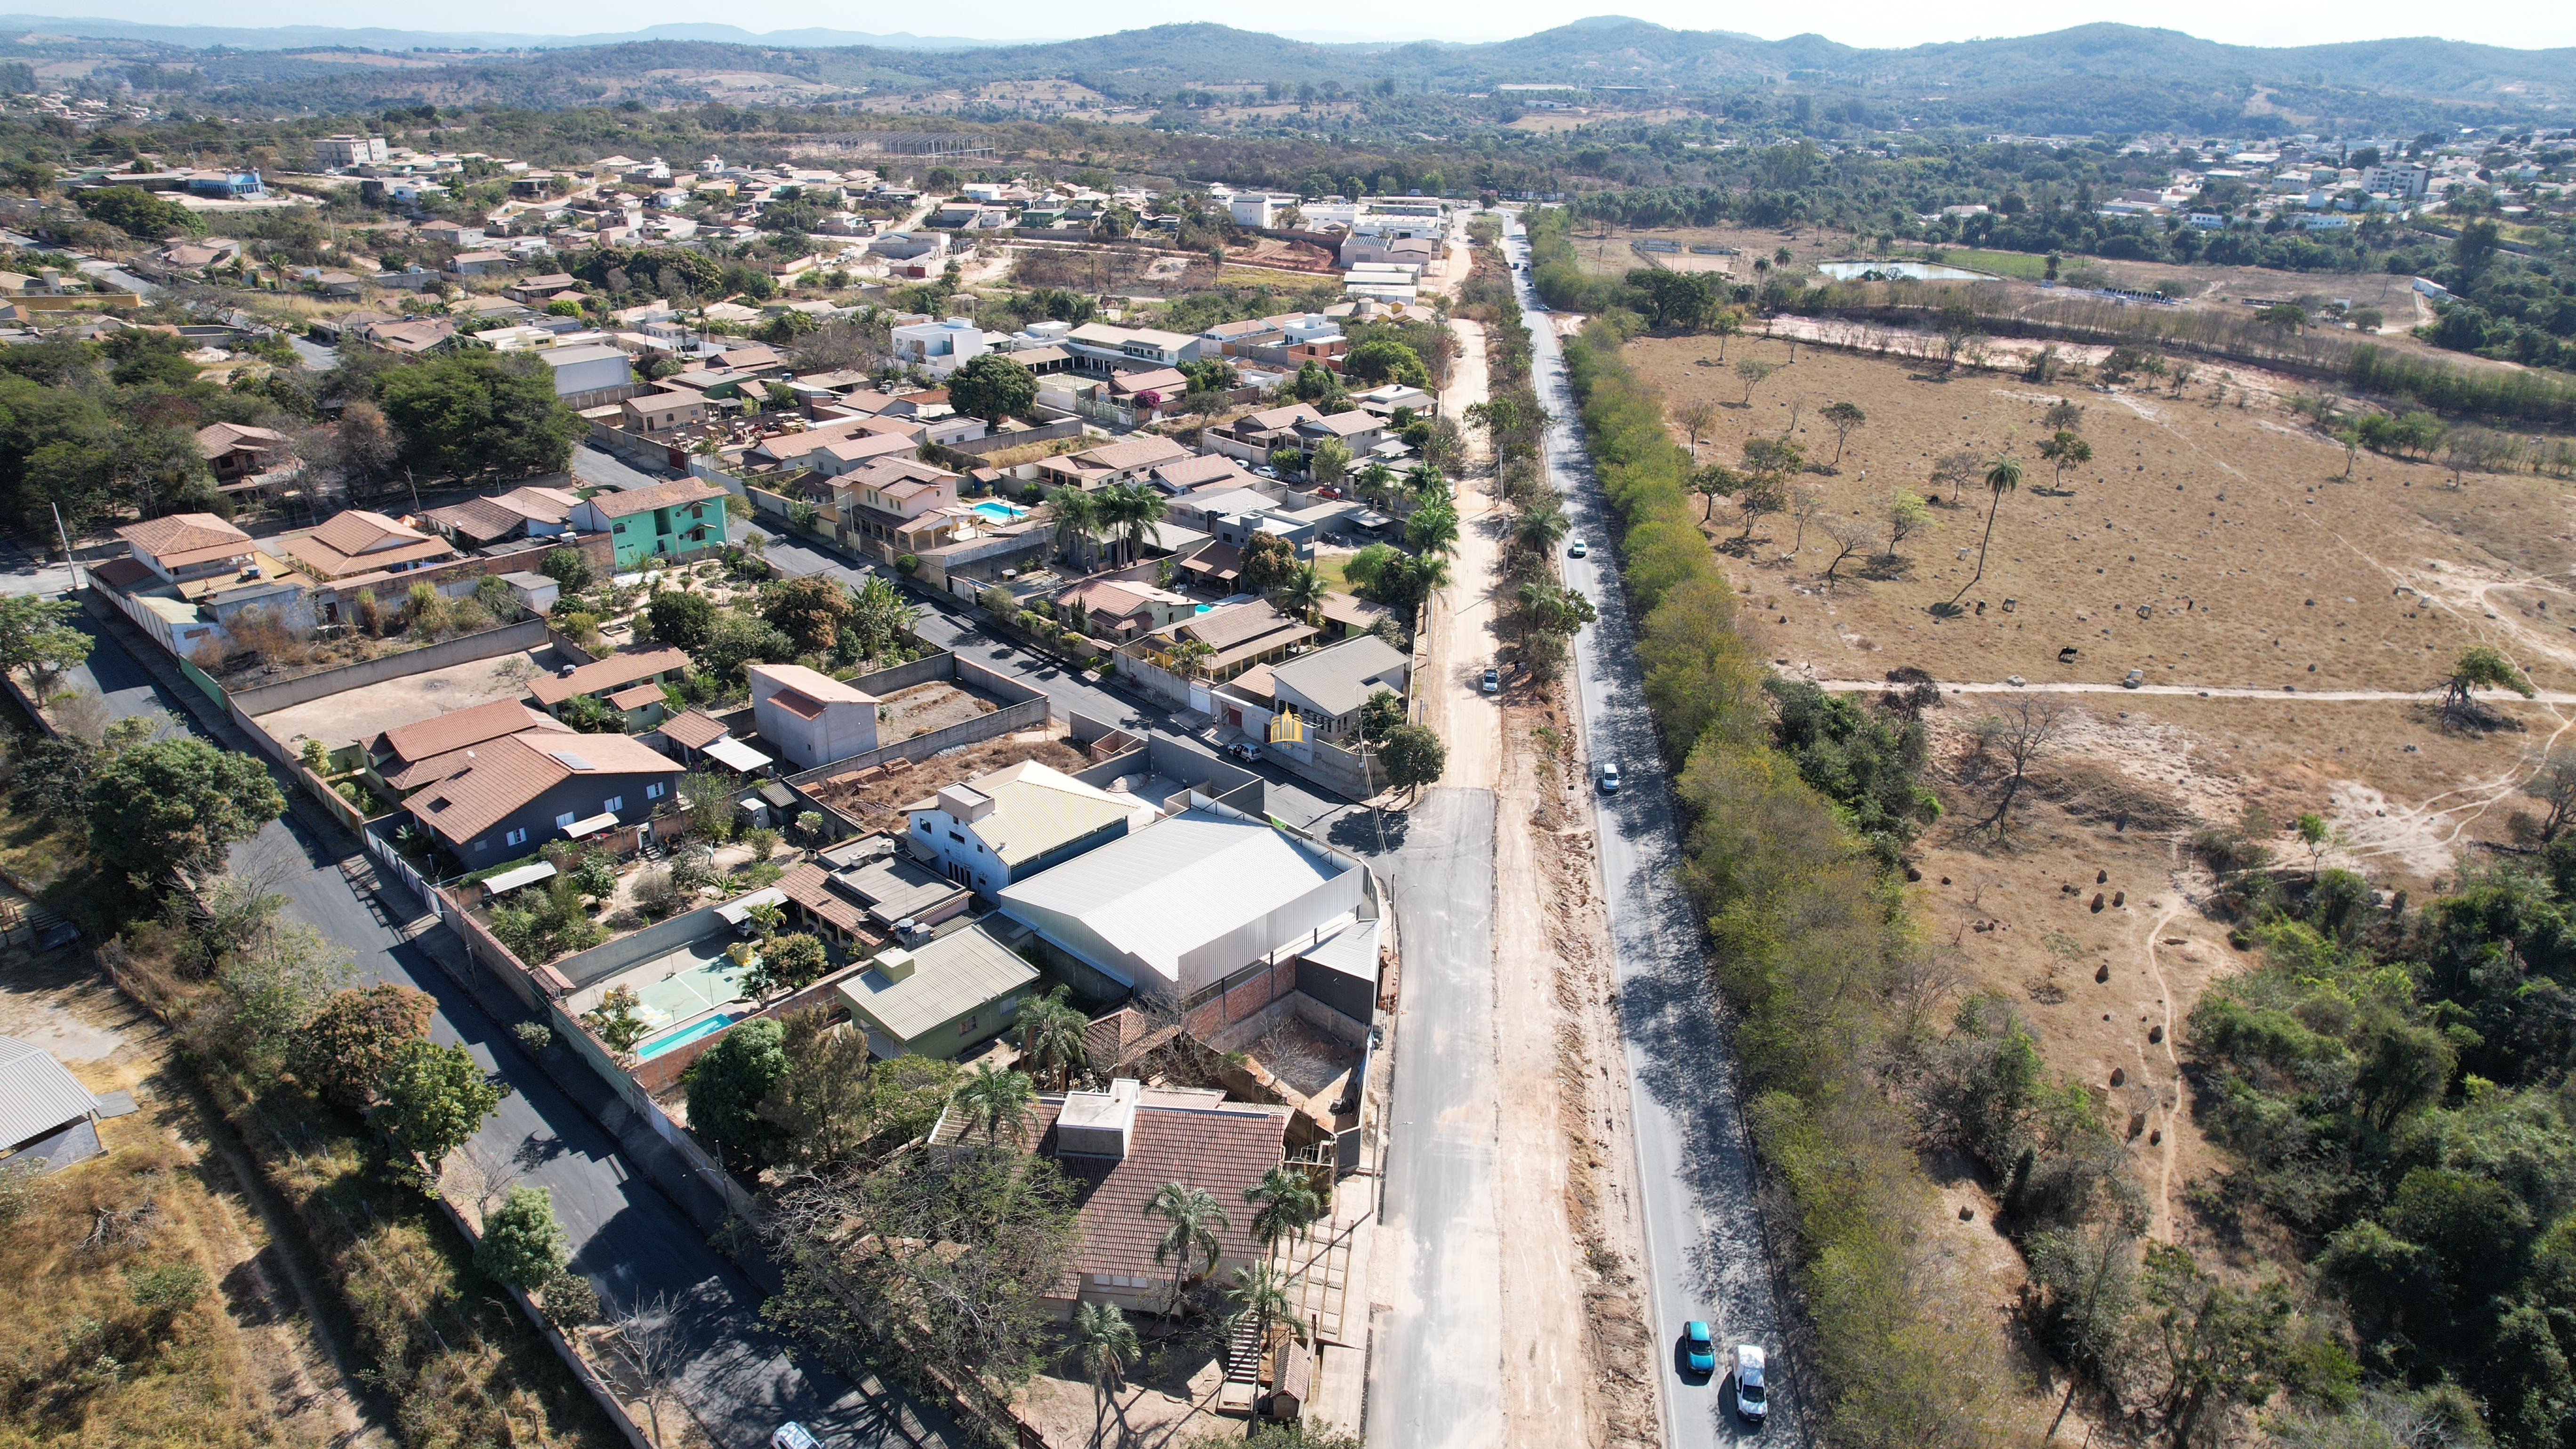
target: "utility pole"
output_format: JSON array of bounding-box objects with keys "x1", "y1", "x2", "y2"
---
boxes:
[{"x1": 51, "y1": 502, "x2": 80, "y2": 591}]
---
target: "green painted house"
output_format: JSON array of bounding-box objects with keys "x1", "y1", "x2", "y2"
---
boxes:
[{"x1": 570, "y1": 478, "x2": 730, "y2": 569}]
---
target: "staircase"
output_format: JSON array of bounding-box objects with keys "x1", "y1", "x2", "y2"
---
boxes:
[{"x1": 1216, "y1": 1313, "x2": 1264, "y2": 1415}]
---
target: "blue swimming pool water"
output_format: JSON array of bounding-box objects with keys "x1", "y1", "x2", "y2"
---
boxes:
[
  {"x1": 971, "y1": 500, "x2": 1027, "y2": 521},
  {"x1": 1194, "y1": 603, "x2": 1213, "y2": 613},
  {"x1": 636, "y1": 1011, "x2": 737, "y2": 1061}
]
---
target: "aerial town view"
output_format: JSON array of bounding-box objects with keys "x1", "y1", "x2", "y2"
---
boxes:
[{"x1": 0, "y1": 0, "x2": 2572, "y2": 1445}]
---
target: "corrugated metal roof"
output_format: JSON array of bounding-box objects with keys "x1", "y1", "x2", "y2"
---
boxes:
[
  {"x1": 1300, "y1": 917, "x2": 1380, "y2": 982},
  {"x1": 0, "y1": 1037, "x2": 99, "y2": 1151},
  {"x1": 837, "y1": 923, "x2": 1036, "y2": 1044},
  {"x1": 997, "y1": 810, "x2": 1345, "y2": 978}
]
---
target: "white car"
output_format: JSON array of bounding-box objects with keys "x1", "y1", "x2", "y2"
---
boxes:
[
  {"x1": 772, "y1": 1425, "x2": 821, "y2": 1449},
  {"x1": 1730, "y1": 1344, "x2": 1768, "y2": 1425},
  {"x1": 1568, "y1": 536, "x2": 1588, "y2": 558}
]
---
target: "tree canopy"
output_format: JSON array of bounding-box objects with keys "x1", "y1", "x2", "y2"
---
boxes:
[{"x1": 374, "y1": 353, "x2": 584, "y2": 479}]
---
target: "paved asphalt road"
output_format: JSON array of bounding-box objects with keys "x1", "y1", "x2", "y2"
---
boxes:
[
  {"x1": 60, "y1": 611, "x2": 954, "y2": 1449},
  {"x1": 1505, "y1": 222, "x2": 1794, "y2": 1446},
  {"x1": 1365, "y1": 786, "x2": 1504, "y2": 1449},
  {"x1": 572, "y1": 442, "x2": 675, "y2": 493}
]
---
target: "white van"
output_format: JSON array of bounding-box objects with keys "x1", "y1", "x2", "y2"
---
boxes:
[{"x1": 1730, "y1": 1344, "x2": 1768, "y2": 1425}]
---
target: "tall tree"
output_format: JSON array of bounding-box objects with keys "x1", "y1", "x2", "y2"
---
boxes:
[
  {"x1": 83, "y1": 737, "x2": 284, "y2": 885},
  {"x1": 475, "y1": 1183, "x2": 569, "y2": 1291},
  {"x1": 375, "y1": 353, "x2": 584, "y2": 479},
  {"x1": 1015, "y1": 988, "x2": 1089, "y2": 1090},
  {"x1": 684, "y1": 1016, "x2": 792, "y2": 1172},
  {"x1": 0, "y1": 595, "x2": 91, "y2": 699},
  {"x1": 1820, "y1": 401, "x2": 1867, "y2": 465},
  {"x1": 1064, "y1": 1300, "x2": 1142, "y2": 1448},
  {"x1": 946, "y1": 352, "x2": 1038, "y2": 424},
  {"x1": 1144, "y1": 1182, "x2": 1231, "y2": 1315},
  {"x1": 373, "y1": 1039, "x2": 505, "y2": 1171},
  {"x1": 951, "y1": 1062, "x2": 1038, "y2": 1147},
  {"x1": 1244, "y1": 1163, "x2": 1327, "y2": 1251},
  {"x1": 292, "y1": 983, "x2": 433, "y2": 1112},
  {"x1": 2037, "y1": 429, "x2": 2093, "y2": 489},
  {"x1": 1947, "y1": 453, "x2": 2024, "y2": 608}
]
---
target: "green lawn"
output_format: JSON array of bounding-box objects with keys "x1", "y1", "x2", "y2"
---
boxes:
[{"x1": 1913, "y1": 247, "x2": 2052, "y2": 281}]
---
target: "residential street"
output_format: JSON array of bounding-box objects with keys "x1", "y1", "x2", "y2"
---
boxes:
[
  {"x1": 58, "y1": 610, "x2": 957, "y2": 1449},
  {"x1": 1505, "y1": 219, "x2": 1796, "y2": 1446}
]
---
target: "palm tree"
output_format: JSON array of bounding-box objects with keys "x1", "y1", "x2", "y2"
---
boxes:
[
  {"x1": 950, "y1": 1063, "x2": 1036, "y2": 1147},
  {"x1": 1509, "y1": 504, "x2": 1568, "y2": 560},
  {"x1": 1097, "y1": 481, "x2": 1167, "y2": 566},
  {"x1": 1171, "y1": 637, "x2": 1217, "y2": 678},
  {"x1": 1050, "y1": 488, "x2": 1102, "y2": 568},
  {"x1": 1243, "y1": 1164, "x2": 1326, "y2": 1252},
  {"x1": 1354, "y1": 461, "x2": 1396, "y2": 510},
  {"x1": 1402, "y1": 464, "x2": 1449, "y2": 509},
  {"x1": 1143, "y1": 1182, "x2": 1231, "y2": 1316},
  {"x1": 1223, "y1": 1262, "x2": 1308, "y2": 1364},
  {"x1": 1406, "y1": 502, "x2": 1460, "y2": 558},
  {"x1": 1016, "y1": 988, "x2": 1089, "y2": 1089},
  {"x1": 1276, "y1": 561, "x2": 1329, "y2": 619},
  {"x1": 1948, "y1": 453, "x2": 2025, "y2": 607},
  {"x1": 1064, "y1": 1300, "x2": 1141, "y2": 1448}
]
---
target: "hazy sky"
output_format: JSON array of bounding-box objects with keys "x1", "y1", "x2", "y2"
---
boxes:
[{"x1": 27, "y1": 0, "x2": 2576, "y2": 51}]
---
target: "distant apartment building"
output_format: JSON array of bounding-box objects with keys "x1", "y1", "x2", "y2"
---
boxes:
[{"x1": 312, "y1": 135, "x2": 388, "y2": 169}]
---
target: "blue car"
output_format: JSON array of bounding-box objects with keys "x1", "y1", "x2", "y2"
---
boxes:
[{"x1": 1682, "y1": 1320, "x2": 1717, "y2": 1376}]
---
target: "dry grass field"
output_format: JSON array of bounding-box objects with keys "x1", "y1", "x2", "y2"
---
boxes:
[{"x1": 1627, "y1": 327, "x2": 2576, "y2": 1321}]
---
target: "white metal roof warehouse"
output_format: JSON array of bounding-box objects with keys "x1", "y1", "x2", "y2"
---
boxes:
[{"x1": 995, "y1": 806, "x2": 1370, "y2": 1001}]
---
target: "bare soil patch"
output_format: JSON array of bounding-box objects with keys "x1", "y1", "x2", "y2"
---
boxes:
[
  {"x1": 805, "y1": 734, "x2": 1087, "y2": 832},
  {"x1": 875, "y1": 678, "x2": 996, "y2": 742}
]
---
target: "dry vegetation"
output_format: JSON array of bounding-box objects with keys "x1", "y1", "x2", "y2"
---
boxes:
[{"x1": 1631, "y1": 322, "x2": 2576, "y2": 1418}]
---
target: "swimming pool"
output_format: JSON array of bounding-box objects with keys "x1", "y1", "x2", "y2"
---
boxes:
[
  {"x1": 972, "y1": 500, "x2": 1029, "y2": 522},
  {"x1": 637, "y1": 1011, "x2": 737, "y2": 1061},
  {"x1": 1816, "y1": 260, "x2": 1994, "y2": 281}
]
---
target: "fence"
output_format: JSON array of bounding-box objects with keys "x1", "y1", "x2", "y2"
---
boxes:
[{"x1": 222, "y1": 615, "x2": 551, "y2": 716}]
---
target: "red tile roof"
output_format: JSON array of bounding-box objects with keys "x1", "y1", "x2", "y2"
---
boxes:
[
  {"x1": 375, "y1": 700, "x2": 567, "y2": 782},
  {"x1": 659, "y1": 709, "x2": 730, "y2": 750},
  {"x1": 580, "y1": 478, "x2": 724, "y2": 519},
  {"x1": 116, "y1": 512, "x2": 252, "y2": 568},
  {"x1": 1035, "y1": 1090, "x2": 1288, "y2": 1288},
  {"x1": 404, "y1": 729, "x2": 680, "y2": 847},
  {"x1": 528, "y1": 646, "x2": 691, "y2": 706}
]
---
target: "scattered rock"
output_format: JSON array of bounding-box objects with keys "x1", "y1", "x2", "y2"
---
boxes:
[
  {"x1": 1904, "y1": 865, "x2": 1922, "y2": 882},
  {"x1": 2096, "y1": 868, "x2": 2108, "y2": 884},
  {"x1": 2149, "y1": 1129, "x2": 2162, "y2": 1146},
  {"x1": 2095, "y1": 963, "x2": 2110, "y2": 983},
  {"x1": 2113, "y1": 891, "x2": 2125, "y2": 908},
  {"x1": 2127, "y1": 1111, "x2": 2146, "y2": 1139},
  {"x1": 2090, "y1": 892, "x2": 2106, "y2": 913},
  {"x1": 2109, "y1": 1067, "x2": 2126, "y2": 1087},
  {"x1": 1958, "y1": 1204, "x2": 1974, "y2": 1222},
  {"x1": 2148, "y1": 1024, "x2": 2165, "y2": 1044}
]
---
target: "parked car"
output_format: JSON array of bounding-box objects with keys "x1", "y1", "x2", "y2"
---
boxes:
[
  {"x1": 1568, "y1": 536, "x2": 1588, "y2": 558},
  {"x1": 772, "y1": 1425, "x2": 821, "y2": 1449},
  {"x1": 1481, "y1": 667, "x2": 1501, "y2": 694},
  {"x1": 1598, "y1": 760, "x2": 1622, "y2": 794},
  {"x1": 1682, "y1": 1320, "x2": 1716, "y2": 1376},
  {"x1": 1731, "y1": 1344, "x2": 1769, "y2": 1425},
  {"x1": 1225, "y1": 742, "x2": 1260, "y2": 763}
]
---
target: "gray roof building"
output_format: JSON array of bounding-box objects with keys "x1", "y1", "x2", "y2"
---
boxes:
[
  {"x1": 834, "y1": 921, "x2": 1039, "y2": 1059},
  {"x1": 0, "y1": 1036, "x2": 102, "y2": 1165}
]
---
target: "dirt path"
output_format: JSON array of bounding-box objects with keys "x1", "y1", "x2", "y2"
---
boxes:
[
  {"x1": 1424, "y1": 320, "x2": 1504, "y2": 792},
  {"x1": 1804, "y1": 677, "x2": 2576, "y2": 703},
  {"x1": 2136, "y1": 886, "x2": 2190, "y2": 1242}
]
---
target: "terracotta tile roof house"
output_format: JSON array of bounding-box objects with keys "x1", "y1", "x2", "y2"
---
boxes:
[
  {"x1": 528, "y1": 645, "x2": 692, "y2": 708},
  {"x1": 658, "y1": 708, "x2": 731, "y2": 751},
  {"x1": 1128, "y1": 597, "x2": 1314, "y2": 679},
  {"x1": 1056, "y1": 578, "x2": 1194, "y2": 641},
  {"x1": 1108, "y1": 366, "x2": 1188, "y2": 400},
  {"x1": 1038, "y1": 435, "x2": 1192, "y2": 490},
  {"x1": 371, "y1": 700, "x2": 570, "y2": 792},
  {"x1": 117, "y1": 513, "x2": 257, "y2": 580},
  {"x1": 403, "y1": 728, "x2": 682, "y2": 858},
  {"x1": 421, "y1": 485, "x2": 580, "y2": 545},
  {"x1": 1150, "y1": 454, "x2": 1253, "y2": 493},
  {"x1": 194, "y1": 422, "x2": 290, "y2": 481},
  {"x1": 934, "y1": 1079, "x2": 1289, "y2": 1308},
  {"x1": 281, "y1": 510, "x2": 459, "y2": 581}
]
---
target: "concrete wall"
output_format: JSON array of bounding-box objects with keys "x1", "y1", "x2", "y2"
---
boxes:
[
  {"x1": 777, "y1": 652, "x2": 1053, "y2": 818},
  {"x1": 232, "y1": 615, "x2": 550, "y2": 716},
  {"x1": 557, "y1": 900, "x2": 741, "y2": 997},
  {"x1": 848, "y1": 652, "x2": 954, "y2": 696}
]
